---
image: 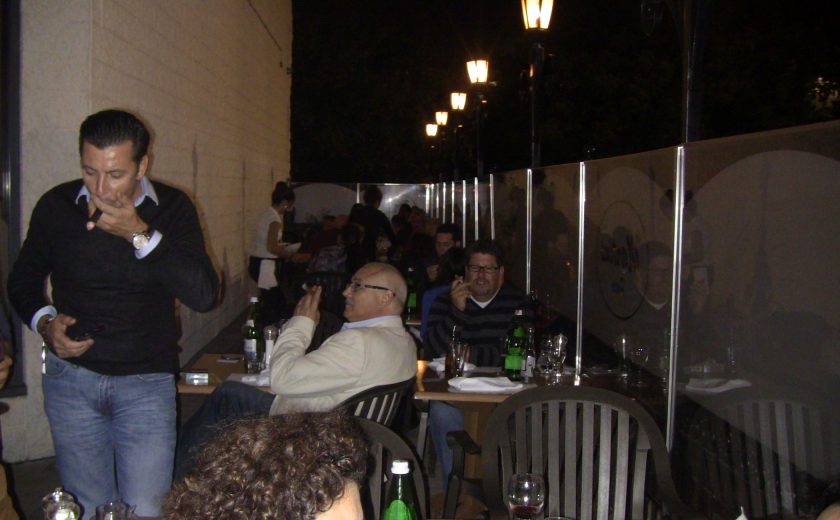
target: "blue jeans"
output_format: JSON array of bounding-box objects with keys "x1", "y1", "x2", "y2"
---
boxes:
[
  {"x1": 175, "y1": 381, "x2": 275, "y2": 480},
  {"x1": 429, "y1": 401, "x2": 465, "y2": 480},
  {"x1": 43, "y1": 352, "x2": 176, "y2": 518}
]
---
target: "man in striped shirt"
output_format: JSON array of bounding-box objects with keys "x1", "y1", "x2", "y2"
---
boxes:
[{"x1": 424, "y1": 239, "x2": 533, "y2": 479}]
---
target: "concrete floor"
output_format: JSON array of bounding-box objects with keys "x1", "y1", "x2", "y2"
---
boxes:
[{"x1": 3, "y1": 311, "x2": 450, "y2": 519}]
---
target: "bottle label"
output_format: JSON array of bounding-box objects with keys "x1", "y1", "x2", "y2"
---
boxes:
[
  {"x1": 244, "y1": 338, "x2": 257, "y2": 360},
  {"x1": 383, "y1": 499, "x2": 413, "y2": 520}
]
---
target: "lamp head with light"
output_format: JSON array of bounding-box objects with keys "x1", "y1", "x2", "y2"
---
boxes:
[
  {"x1": 466, "y1": 59, "x2": 489, "y2": 85},
  {"x1": 450, "y1": 92, "x2": 467, "y2": 111},
  {"x1": 425, "y1": 124, "x2": 438, "y2": 137},
  {"x1": 521, "y1": 0, "x2": 554, "y2": 30}
]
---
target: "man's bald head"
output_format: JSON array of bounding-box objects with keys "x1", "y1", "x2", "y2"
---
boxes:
[{"x1": 341, "y1": 263, "x2": 407, "y2": 322}]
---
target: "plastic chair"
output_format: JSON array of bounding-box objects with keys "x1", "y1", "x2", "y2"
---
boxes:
[
  {"x1": 356, "y1": 417, "x2": 429, "y2": 520},
  {"x1": 341, "y1": 376, "x2": 415, "y2": 427},
  {"x1": 444, "y1": 386, "x2": 697, "y2": 520},
  {"x1": 683, "y1": 386, "x2": 840, "y2": 519}
]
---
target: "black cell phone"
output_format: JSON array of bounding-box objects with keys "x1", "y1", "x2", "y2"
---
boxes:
[{"x1": 66, "y1": 323, "x2": 106, "y2": 341}]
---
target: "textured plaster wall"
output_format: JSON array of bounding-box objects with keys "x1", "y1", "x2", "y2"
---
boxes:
[{"x1": 1, "y1": 0, "x2": 292, "y2": 462}]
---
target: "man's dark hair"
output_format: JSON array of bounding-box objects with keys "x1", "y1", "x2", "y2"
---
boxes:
[
  {"x1": 436, "y1": 223, "x2": 462, "y2": 242},
  {"x1": 165, "y1": 410, "x2": 367, "y2": 519},
  {"x1": 79, "y1": 109, "x2": 150, "y2": 163},
  {"x1": 438, "y1": 246, "x2": 467, "y2": 284},
  {"x1": 271, "y1": 181, "x2": 296, "y2": 205},
  {"x1": 363, "y1": 185, "x2": 383, "y2": 206},
  {"x1": 465, "y1": 239, "x2": 505, "y2": 267}
]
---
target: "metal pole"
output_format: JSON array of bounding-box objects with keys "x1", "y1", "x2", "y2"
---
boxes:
[
  {"x1": 474, "y1": 177, "x2": 480, "y2": 240},
  {"x1": 490, "y1": 174, "x2": 496, "y2": 240},
  {"x1": 575, "y1": 162, "x2": 587, "y2": 380},
  {"x1": 526, "y1": 169, "x2": 533, "y2": 294},
  {"x1": 451, "y1": 181, "x2": 456, "y2": 223},
  {"x1": 666, "y1": 146, "x2": 686, "y2": 452},
  {"x1": 442, "y1": 182, "x2": 447, "y2": 223},
  {"x1": 476, "y1": 95, "x2": 484, "y2": 180},
  {"x1": 461, "y1": 180, "x2": 467, "y2": 245},
  {"x1": 529, "y1": 41, "x2": 545, "y2": 169}
]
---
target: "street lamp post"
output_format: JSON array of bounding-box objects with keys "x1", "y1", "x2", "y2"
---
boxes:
[
  {"x1": 521, "y1": 0, "x2": 554, "y2": 170},
  {"x1": 466, "y1": 59, "x2": 489, "y2": 180},
  {"x1": 425, "y1": 122, "x2": 439, "y2": 184},
  {"x1": 435, "y1": 110, "x2": 448, "y2": 184},
  {"x1": 450, "y1": 92, "x2": 467, "y2": 182}
]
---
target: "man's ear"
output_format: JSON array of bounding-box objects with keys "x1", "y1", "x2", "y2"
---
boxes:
[{"x1": 137, "y1": 155, "x2": 149, "y2": 179}]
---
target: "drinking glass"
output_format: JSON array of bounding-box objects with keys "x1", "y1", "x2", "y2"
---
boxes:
[
  {"x1": 629, "y1": 344, "x2": 649, "y2": 386},
  {"x1": 95, "y1": 500, "x2": 135, "y2": 520},
  {"x1": 506, "y1": 473, "x2": 545, "y2": 519},
  {"x1": 614, "y1": 333, "x2": 632, "y2": 379},
  {"x1": 452, "y1": 342, "x2": 470, "y2": 377},
  {"x1": 535, "y1": 336, "x2": 555, "y2": 383}
]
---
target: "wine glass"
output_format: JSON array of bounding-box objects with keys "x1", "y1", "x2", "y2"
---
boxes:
[
  {"x1": 506, "y1": 473, "x2": 545, "y2": 519},
  {"x1": 549, "y1": 334, "x2": 568, "y2": 383},
  {"x1": 629, "y1": 343, "x2": 649, "y2": 386}
]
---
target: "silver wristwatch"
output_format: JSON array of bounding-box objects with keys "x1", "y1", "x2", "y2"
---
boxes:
[{"x1": 131, "y1": 229, "x2": 153, "y2": 250}]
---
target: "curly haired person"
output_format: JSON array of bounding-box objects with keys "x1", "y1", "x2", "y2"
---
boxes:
[{"x1": 165, "y1": 410, "x2": 367, "y2": 520}]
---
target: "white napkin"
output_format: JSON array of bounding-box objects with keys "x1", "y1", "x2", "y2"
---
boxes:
[
  {"x1": 448, "y1": 376, "x2": 524, "y2": 393},
  {"x1": 685, "y1": 378, "x2": 751, "y2": 395},
  {"x1": 239, "y1": 372, "x2": 270, "y2": 387},
  {"x1": 428, "y1": 357, "x2": 476, "y2": 373}
]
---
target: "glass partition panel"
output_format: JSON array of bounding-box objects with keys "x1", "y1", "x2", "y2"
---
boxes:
[
  {"x1": 673, "y1": 121, "x2": 840, "y2": 519},
  {"x1": 477, "y1": 180, "x2": 492, "y2": 241},
  {"x1": 532, "y1": 164, "x2": 581, "y2": 343},
  {"x1": 378, "y1": 183, "x2": 428, "y2": 219},
  {"x1": 495, "y1": 169, "x2": 529, "y2": 292},
  {"x1": 581, "y1": 148, "x2": 677, "y2": 421}
]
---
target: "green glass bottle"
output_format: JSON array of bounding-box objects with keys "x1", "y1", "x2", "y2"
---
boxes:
[
  {"x1": 405, "y1": 267, "x2": 417, "y2": 320},
  {"x1": 382, "y1": 459, "x2": 421, "y2": 520},
  {"x1": 504, "y1": 309, "x2": 525, "y2": 381}
]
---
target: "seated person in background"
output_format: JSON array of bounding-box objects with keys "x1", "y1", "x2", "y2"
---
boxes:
[
  {"x1": 425, "y1": 239, "x2": 533, "y2": 365},
  {"x1": 424, "y1": 223, "x2": 462, "y2": 287},
  {"x1": 308, "y1": 221, "x2": 362, "y2": 274},
  {"x1": 175, "y1": 262, "x2": 417, "y2": 477},
  {"x1": 166, "y1": 410, "x2": 366, "y2": 520},
  {"x1": 424, "y1": 240, "x2": 533, "y2": 479},
  {"x1": 420, "y1": 246, "x2": 466, "y2": 344}
]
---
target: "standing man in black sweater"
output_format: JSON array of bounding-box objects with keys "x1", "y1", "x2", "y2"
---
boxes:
[{"x1": 8, "y1": 110, "x2": 219, "y2": 518}]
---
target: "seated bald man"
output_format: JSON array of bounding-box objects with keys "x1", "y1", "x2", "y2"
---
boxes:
[{"x1": 176, "y1": 262, "x2": 417, "y2": 478}]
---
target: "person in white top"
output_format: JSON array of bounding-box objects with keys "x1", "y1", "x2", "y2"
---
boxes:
[{"x1": 248, "y1": 181, "x2": 296, "y2": 322}]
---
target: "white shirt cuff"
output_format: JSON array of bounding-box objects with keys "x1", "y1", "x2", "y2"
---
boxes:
[
  {"x1": 31, "y1": 306, "x2": 58, "y2": 332},
  {"x1": 135, "y1": 230, "x2": 163, "y2": 259}
]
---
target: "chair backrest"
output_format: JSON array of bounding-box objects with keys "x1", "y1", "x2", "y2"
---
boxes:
[
  {"x1": 686, "y1": 386, "x2": 840, "y2": 519},
  {"x1": 356, "y1": 417, "x2": 429, "y2": 520},
  {"x1": 341, "y1": 376, "x2": 415, "y2": 427},
  {"x1": 480, "y1": 386, "x2": 686, "y2": 520}
]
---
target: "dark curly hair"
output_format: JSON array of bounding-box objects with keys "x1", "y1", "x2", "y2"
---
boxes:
[{"x1": 164, "y1": 411, "x2": 367, "y2": 519}]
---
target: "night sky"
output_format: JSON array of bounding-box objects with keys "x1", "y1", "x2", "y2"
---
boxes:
[{"x1": 291, "y1": 0, "x2": 840, "y2": 183}]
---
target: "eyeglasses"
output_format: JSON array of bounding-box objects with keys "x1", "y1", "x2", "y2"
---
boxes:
[
  {"x1": 467, "y1": 264, "x2": 500, "y2": 274},
  {"x1": 346, "y1": 281, "x2": 394, "y2": 294}
]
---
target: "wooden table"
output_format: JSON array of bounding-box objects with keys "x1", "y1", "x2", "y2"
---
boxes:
[
  {"x1": 413, "y1": 361, "x2": 666, "y2": 472},
  {"x1": 177, "y1": 353, "x2": 271, "y2": 394}
]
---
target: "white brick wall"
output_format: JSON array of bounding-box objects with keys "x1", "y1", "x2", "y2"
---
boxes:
[{"x1": 2, "y1": 0, "x2": 292, "y2": 462}]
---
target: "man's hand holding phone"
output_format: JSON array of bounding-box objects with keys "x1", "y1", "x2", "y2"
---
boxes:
[{"x1": 40, "y1": 314, "x2": 96, "y2": 358}]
